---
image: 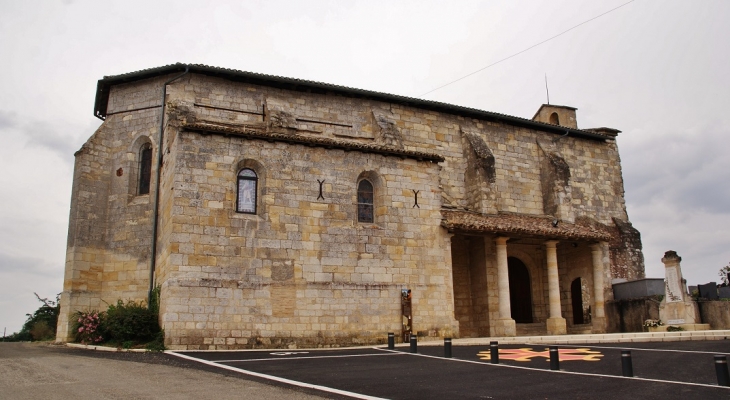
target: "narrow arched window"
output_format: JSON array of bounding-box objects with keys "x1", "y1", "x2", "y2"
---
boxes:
[
  {"x1": 357, "y1": 179, "x2": 374, "y2": 223},
  {"x1": 549, "y1": 112, "x2": 560, "y2": 125},
  {"x1": 138, "y1": 143, "x2": 152, "y2": 195},
  {"x1": 237, "y1": 168, "x2": 258, "y2": 214}
]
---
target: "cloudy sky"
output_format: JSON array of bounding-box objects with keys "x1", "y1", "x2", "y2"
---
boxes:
[{"x1": 1, "y1": 0, "x2": 728, "y2": 334}]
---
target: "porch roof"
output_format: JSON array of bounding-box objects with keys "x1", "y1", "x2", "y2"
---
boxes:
[{"x1": 440, "y1": 210, "x2": 616, "y2": 242}]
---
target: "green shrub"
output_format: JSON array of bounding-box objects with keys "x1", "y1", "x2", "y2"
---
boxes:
[
  {"x1": 144, "y1": 330, "x2": 166, "y2": 352},
  {"x1": 667, "y1": 326, "x2": 685, "y2": 332},
  {"x1": 101, "y1": 300, "x2": 160, "y2": 343}
]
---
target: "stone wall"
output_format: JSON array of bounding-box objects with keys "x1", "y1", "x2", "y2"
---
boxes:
[
  {"x1": 605, "y1": 298, "x2": 660, "y2": 333},
  {"x1": 158, "y1": 125, "x2": 457, "y2": 348},
  {"x1": 57, "y1": 75, "x2": 170, "y2": 341},
  {"x1": 697, "y1": 301, "x2": 730, "y2": 330}
]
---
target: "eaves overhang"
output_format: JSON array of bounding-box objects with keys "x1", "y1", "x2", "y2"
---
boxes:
[
  {"x1": 441, "y1": 210, "x2": 616, "y2": 242},
  {"x1": 95, "y1": 63, "x2": 610, "y2": 141}
]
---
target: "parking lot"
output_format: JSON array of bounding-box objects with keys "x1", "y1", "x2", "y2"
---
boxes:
[{"x1": 171, "y1": 340, "x2": 730, "y2": 399}]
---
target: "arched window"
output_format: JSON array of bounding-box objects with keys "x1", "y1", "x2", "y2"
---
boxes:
[
  {"x1": 138, "y1": 143, "x2": 152, "y2": 195},
  {"x1": 549, "y1": 112, "x2": 560, "y2": 125},
  {"x1": 237, "y1": 168, "x2": 258, "y2": 214},
  {"x1": 357, "y1": 179, "x2": 374, "y2": 223}
]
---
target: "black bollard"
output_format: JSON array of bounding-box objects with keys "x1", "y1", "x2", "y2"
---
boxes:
[
  {"x1": 388, "y1": 332, "x2": 394, "y2": 350},
  {"x1": 490, "y1": 341, "x2": 499, "y2": 364},
  {"x1": 444, "y1": 338, "x2": 452, "y2": 358},
  {"x1": 410, "y1": 335, "x2": 417, "y2": 353},
  {"x1": 715, "y1": 355, "x2": 730, "y2": 387},
  {"x1": 549, "y1": 346, "x2": 560, "y2": 371},
  {"x1": 621, "y1": 350, "x2": 634, "y2": 377}
]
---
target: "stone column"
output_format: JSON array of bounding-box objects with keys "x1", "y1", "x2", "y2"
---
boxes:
[
  {"x1": 494, "y1": 237, "x2": 516, "y2": 337},
  {"x1": 590, "y1": 242, "x2": 607, "y2": 333},
  {"x1": 545, "y1": 240, "x2": 567, "y2": 335}
]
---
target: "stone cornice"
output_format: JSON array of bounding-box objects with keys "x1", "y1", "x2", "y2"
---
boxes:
[{"x1": 183, "y1": 122, "x2": 445, "y2": 163}]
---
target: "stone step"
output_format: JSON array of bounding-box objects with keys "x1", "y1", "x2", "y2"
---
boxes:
[
  {"x1": 568, "y1": 324, "x2": 593, "y2": 335},
  {"x1": 516, "y1": 323, "x2": 547, "y2": 336}
]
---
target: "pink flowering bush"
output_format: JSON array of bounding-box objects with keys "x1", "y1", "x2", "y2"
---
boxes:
[{"x1": 72, "y1": 311, "x2": 105, "y2": 344}]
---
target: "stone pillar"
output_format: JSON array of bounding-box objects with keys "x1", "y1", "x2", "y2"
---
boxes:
[
  {"x1": 662, "y1": 251, "x2": 685, "y2": 303},
  {"x1": 545, "y1": 240, "x2": 567, "y2": 335},
  {"x1": 591, "y1": 242, "x2": 607, "y2": 333},
  {"x1": 494, "y1": 237, "x2": 516, "y2": 337}
]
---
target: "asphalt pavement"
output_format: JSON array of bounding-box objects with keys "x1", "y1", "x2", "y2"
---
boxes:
[
  {"x1": 0, "y1": 342, "x2": 328, "y2": 400},
  {"x1": 3, "y1": 340, "x2": 729, "y2": 399},
  {"x1": 176, "y1": 340, "x2": 730, "y2": 399}
]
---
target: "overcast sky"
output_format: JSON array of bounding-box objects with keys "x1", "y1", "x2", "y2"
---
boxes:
[{"x1": 1, "y1": 0, "x2": 728, "y2": 334}]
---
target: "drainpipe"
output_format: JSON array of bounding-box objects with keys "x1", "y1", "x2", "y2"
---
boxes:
[{"x1": 148, "y1": 65, "x2": 190, "y2": 306}]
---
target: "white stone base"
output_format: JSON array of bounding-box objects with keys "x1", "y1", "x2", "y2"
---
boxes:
[
  {"x1": 660, "y1": 300, "x2": 702, "y2": 326},
  {"x1": 546, "y1": 317, "x2": 567, "y2": 335},
  {"x1": 492, "y1": 318, "x2": 516, "y2": 337}
]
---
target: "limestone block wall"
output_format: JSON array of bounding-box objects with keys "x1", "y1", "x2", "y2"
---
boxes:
[
  {"x1": 450, "y1": 236, "x2": 473, "y2": 336},
  {"x1": 557, "y1": 243, "x2": 597, "y2": 325},
  {"x1": 169, "y1": 74, "x2": 630, "y2": 227},
  {"x1": 57, "y1": 76, "x2": 167, "y2": 341},
  {"x1": 451, "y1": 235, "x2": 491, "y2": 338},
  {"x1": 506, "y1": 242, "x2": 549, "y2": 323},
  {"x1": 157, "y1": 125, "x2": 457, "y2": 349}
]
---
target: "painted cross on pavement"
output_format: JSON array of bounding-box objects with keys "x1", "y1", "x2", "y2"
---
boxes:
[{"x1": 478, "y1": 348, "x2": 603, "y2": 362}]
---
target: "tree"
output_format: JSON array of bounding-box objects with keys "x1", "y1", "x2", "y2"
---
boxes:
[
  {"x1": 719, "y1": 262, "x2": 730, "y2": 287},
  {"x1": 2, "y1": 293, "x2": 60, "y2": 342}
]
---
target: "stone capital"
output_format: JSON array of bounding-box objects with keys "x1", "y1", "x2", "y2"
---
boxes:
[
  {"x1": 495, "y1": 236, "x2": 509, "y2": 245},
  {"x1": 544, "y1": 240, "x2": 559, "y2": 248}
]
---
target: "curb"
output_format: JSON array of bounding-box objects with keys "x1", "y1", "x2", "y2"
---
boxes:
[{"x1": 65, "y1": 342, "x2": 150, "y2": 352}]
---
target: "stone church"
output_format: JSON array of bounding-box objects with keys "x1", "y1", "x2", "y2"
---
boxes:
[{"x1": 56, "y1": 63, "x2": 644, "y2": 349}]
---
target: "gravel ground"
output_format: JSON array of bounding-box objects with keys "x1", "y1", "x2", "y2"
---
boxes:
[{"x1": 0, "y1": 342, "x2": 332, "y2": 400}]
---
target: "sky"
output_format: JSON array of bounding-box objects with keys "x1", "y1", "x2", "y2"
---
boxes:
[{"x1": 1, "y1": 0, "x2": 728, "y2": 335}]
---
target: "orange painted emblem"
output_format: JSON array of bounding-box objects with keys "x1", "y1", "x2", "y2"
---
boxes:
[{"x1": 478, "y1": 348, "x2": 603, "y2": 362}]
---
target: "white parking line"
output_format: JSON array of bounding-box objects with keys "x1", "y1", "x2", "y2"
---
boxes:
[
  {"x1": 168, "y1": 351, "x2": 388, "y2": 400},
  {"x1": 524, "y1": 342, "x2": 730, "y2": 355},
  {"x1": 213, "y1": 352, "x2": 404, "y2": 363},
  {"x1": 374, "y1": 348, "x2": 730, "y2": 390}
]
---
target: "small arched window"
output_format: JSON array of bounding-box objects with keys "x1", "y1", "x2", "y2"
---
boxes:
[
  {"x1": 138, "y1": 143, "x2": 152, "y2": 195},
  {"x1": 237, "y1": 168, "x2": 258, "y2": 214},
  {"x1": 357, "y1": 179, "x2": 374, "y2": 223},
  {"x1": 549, "y1": 112, "x2": 560, "y2": 125}
]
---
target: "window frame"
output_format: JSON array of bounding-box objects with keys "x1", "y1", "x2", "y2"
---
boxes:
[
  {"x1": 137, "y1": 143, "x2": 153, "y2": 195},
  {"x1": 236, "y1": 168, "x2": 258, "y2": 214},
  {"x1": 357, "y1": 179, "x2": 375, "y2": 223}
]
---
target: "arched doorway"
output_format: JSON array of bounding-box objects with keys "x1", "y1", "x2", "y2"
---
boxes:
[
  {"x1": 571, "y1": 278, "x2": 585, "y2": 324},
  {"x1": 508, "y1": 257, "x2": 533, "y2": 323}
]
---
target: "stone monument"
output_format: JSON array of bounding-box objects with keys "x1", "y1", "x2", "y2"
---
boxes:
[{"x1": 657, "y1": 251, "x2": 710, "y2": 331}]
